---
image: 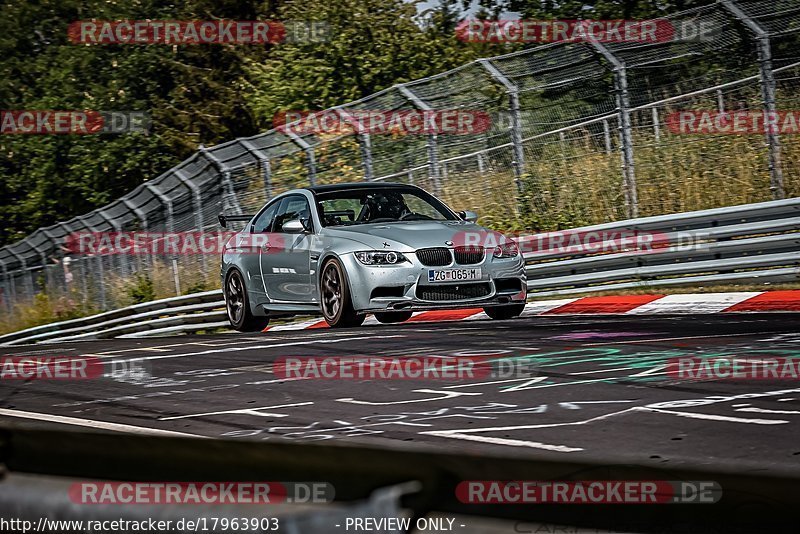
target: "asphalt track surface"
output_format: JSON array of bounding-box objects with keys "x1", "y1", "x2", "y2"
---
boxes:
[{"x1": 2, "y1": 312, "x2": 800, "y2": 475}]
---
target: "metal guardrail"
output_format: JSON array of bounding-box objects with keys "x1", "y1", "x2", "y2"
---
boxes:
[
  {"x1": 522, "y1": 197, "x2": 800, "y2": 295},
  {"x1": 0, "y1": 290, "x2": 223, "y2": 346}
]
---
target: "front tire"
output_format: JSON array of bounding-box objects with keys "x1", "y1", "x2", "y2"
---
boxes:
[
  {"x1": 373, "y1": 311, "x2": 413, "y2": 324},
  {"x1": 320, "y1": 258, "x2": 365, "y2": 328},
  {"x1": 484, "y1": 303, "x2": 526, "y2": 320},
  {"x1": 225, "y1": 269, "x2": 270, "y2": 332}
]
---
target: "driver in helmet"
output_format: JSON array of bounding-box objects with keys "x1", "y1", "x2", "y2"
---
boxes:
[{"x1": 362, "y1": 191, "x2": 410, "y2": 221}]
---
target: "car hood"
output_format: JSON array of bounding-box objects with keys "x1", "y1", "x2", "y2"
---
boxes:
[{"x1": 321, "y1": 220, "x2": 501, "y2": 252}]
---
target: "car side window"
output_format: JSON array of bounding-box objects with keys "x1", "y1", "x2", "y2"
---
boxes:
[
  {"x1": 273, "y1": 195, "x2": 312, "y2": 232},
  {"x1": 251, "y1": 201, "x2": 279, "y2": 233}
]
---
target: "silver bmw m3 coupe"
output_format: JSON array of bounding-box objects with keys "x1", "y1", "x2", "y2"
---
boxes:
[{"x1": 220, "y1": 182, "x2": 526, "y2": 330}]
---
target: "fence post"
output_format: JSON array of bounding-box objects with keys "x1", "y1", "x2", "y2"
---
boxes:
[
  {"x1": 77, "y1": 215, "x2": 107, "y2": 310},
  {"x1": 0, "y1": 259, "x2": 10, "y2": 312},
  {"x1": 336, "y1": 107, "x2": 374, "y2": 180},
  {"x1": 8, "y1": 249, "x2": 32, "y2": 303},
  {"x1": 651, "y1": 107, "x2": 661, "y2": 142},
  {"x1": 590, "y1": 41, "x2": 639, "y2": 219},
  {"x1": 602, "y1": 119, "x2": 612, "y2": 154},
  {"x1": 478, "y1": 59, "x2": 525, "y2": 194},
  {"x1": 122, "y1": 198, "x2": 150, "y2": 273},
  {"x1": 174, "y1": 170, "x2": 207, "y2": 276},
  {"x1": 67, "y1": 220, "x2": 91, "y2": 306},
  {"x1": 200, "y1": 147, "x2": 243, "y2": 215},
  {"x1": 284, "y1": 131, "x2": 317, "y2": 186},
  {"x1": 97, "y1": 210, "x2": 128, "y2": 278},
  {"x1": 397, "y1": 84, "x2": 442, "y2": 195},
  {"x1": 720, "y1": 0, "x2": 786, "y2": 200},
  {"x1": 239, "y1": 140, "x2": 272, "y2": 199},
  {"x1": 40, "y1": 228, "x2": 64, "y2": 294},
  {"x1": 145, "y1": 183, "x2": 181, "y2": 296},
  {"x1": 55, "y1": 223, "x2": 77, "y2": 294},
  {"x1": 30, "y1": 242, "x2": 51, "y2": 297}
]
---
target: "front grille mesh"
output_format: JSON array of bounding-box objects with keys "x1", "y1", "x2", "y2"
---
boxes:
[
  {"x1": 416, "y1": 247, "x2": 451, "y2": 266},
  {"x1": 454, "y1": 246, "x2": 484, "y2": 265},
  {"x1": 417, "y1": 282, "x2": 491, "y2": 301}
]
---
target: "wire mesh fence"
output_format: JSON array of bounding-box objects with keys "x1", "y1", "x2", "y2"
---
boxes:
[{"x1": 2, "y1": 0, "x2": 800, "y2": 324}]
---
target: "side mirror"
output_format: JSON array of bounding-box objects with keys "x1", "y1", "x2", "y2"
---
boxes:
[
  {"x1": 282, "y1": 219, "x2": 309, "y2": 234},
  {"x1": 458, "y1": 210, "x2": 479, "y2": 223}
]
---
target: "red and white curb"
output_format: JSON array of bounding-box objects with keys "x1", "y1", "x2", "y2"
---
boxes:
[{"x1": 262, "y1": 290, "x2": 800, "y2": 332}]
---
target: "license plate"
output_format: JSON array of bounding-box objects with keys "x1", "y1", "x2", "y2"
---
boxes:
[{"x1": 427, "y1": 268, "x2": 481, "y2": 283}]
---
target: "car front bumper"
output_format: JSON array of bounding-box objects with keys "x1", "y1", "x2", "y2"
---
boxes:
[{"x1": 339, "y1": 250, "x2": 527, "y2": 314}]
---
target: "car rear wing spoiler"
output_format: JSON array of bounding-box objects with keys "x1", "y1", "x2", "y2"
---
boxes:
[{"x1": 218, "y1": 213, "x2": 254, "y2": 229}]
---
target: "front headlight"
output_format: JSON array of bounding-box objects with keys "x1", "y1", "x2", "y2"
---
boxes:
[
  {"x1": 493, "y1": 240, "x2": 519, "y2": 258},
  {"x1": 355, "y1": 251, "x2": 409, "y2": 265}
]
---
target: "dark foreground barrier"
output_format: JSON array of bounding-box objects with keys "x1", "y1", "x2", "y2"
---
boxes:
[{"x1": 0, "y1": 423, "x2": 797, "y2": 533}]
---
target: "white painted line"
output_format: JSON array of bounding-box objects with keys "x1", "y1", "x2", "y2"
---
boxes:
[
  {"x1": 626, "y1": 292, "x2": 762, "y2": 314},
  {"x1": 0, "y1": 408, "x2": 203, "y2": 437},
  {"x1": 735, "y1": 407, "x2": 800, "y2": 415},
  {"x1": 421, "y1": 431, "x2": 583, "y2": 452},
  {"x1": 159, "y1": 402, "x2": 314, "y2": 421},
  {"x1": 636, "y1": 407, "x2": 787, "y2": 424}
]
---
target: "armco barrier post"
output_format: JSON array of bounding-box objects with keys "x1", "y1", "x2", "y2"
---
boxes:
[
  {"x1": 590, "y1": 41, "x2": 639, "y2": 219},
  {"x1": 397, "y1": 84, "x2": 442, "y2": 196},
  {"x1": 720, "y1": 0, "x2": 786, "y2": 200}
]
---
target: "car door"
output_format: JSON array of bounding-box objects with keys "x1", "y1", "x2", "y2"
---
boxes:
[
  {"x1": 261, "y1": 194, "x2": 314, "y2": 302},
  {"x1": 244, "y1": 199, "x2": 279, "y2": 304}
]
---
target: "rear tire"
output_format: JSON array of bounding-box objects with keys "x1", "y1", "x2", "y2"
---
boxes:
[
  {"x1": 484, "y1": 303, "x2": 526, "y2": 320},
  {"x1": 320, "y1": 258, "x2": 365, "y2": 328},
  {"x1": 374, "y1": 311, "x2": 413, "y2": 324},
  {"x1": 225, "y1": 269, "x2": 270, "y2": 332}
]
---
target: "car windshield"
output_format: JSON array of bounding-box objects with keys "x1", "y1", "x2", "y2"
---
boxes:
[{"x1": 315, "y1": 187, "x2": 458, "y2": 226}]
